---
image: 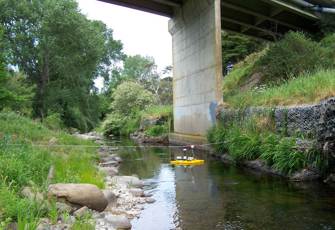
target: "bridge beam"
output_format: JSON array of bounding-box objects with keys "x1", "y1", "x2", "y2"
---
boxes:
[{"x1": 169, "y1": 0, "x2": 223, "y2": 143}]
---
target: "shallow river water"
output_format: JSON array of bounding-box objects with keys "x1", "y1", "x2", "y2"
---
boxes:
[{"x1": 113, "y1": 139, "x2": 335, "y2": 230}]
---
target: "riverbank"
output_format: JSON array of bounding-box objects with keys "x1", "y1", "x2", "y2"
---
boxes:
[
  {"x1": 42, "y1": 133, "x2": 157, "y2": 230},
  {"x1": 0, "y1": 112, "x2": 156, "y2": 229}
]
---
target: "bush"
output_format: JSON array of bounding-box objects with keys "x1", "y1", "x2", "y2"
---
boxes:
[
  {"x1": 256, "y1": 32, "x2": 326, "y2": 83},
  {"x1": 111, "y1": 81, "x2": 155, "y2": 117},
  {"x1": 43, "y1": 113, "x2": 64, "y2": 130},
  {"x1": 145, "y1": 125, "x2": 168, "y2": 137},
  {"x1": 101, "y1": 113, "x2": 124, "y2": 136}
]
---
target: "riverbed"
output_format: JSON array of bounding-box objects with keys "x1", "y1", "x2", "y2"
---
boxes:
[{"x1": 112, "y1": 138, "x2": 335, "y2": 230}]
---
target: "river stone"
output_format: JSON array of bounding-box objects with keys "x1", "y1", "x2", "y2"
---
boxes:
[
  {"x1": 48, "y1": 183, "x2": 108, "y2": 212},
  {"x1": 102, "y1": 190, "x2": 117, "y2": 204},
  {"x1": 220, "y1": 154, "x2": 233, "y2": 164},
  {"x1": 56, "y1": 201, "x2": 74, "y2": 213},
  {"x1": 129, "y1": 188, "x2": 144, "y2": 197},
  {"x1": 74, "y1": 206, "x2": 90, "y2": 219},
  {"x1": 112, "y1": 176, "x2": 144, "y2": 188},
  {"x1": 21, "y1": 187, "x2": 44, "y2": 203},
  {"x1": 99, "y1": 166, "x2": 118, "y2": 176},
  {"x1": 146, "y1": 197, "x2": 156, "y2": 203},
  {"x1": 100, "y1": 160, "x2": 119, "y2": 167},
  {"x1": 324, "y1": 173, "x2": 335, "y2": 184},
  {"x1": 105, "y1": 214, "x2": 131, "y2": 230},
  {"x1": 290, "y1": 169, "x2": 320, "y2": 181}
]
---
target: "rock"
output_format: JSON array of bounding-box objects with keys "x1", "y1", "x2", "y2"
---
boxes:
[
  {"x1": 56, "y1": 202, "x2": 74, "y2": 213},
  {"x1": 324, "y1": 173, "x2": 335, "y2": 184},
  {"x1": 48, "y1": 183, "x2": 108, "y2": 212},
  {"x1": 99, "y1": 160, "x2": 119, "y2": 167},
  {"x1": 102, "y1": 190, "x2": 117, "y2": 204},
  {"x1": 21, "y1": 187, "x2": 44, "y2": 203},
  {"x1": 290, "y1": 169, "x2": 320, "y2": 181},
  {"x1": 143, "y1": 191, "x2": 153, "y2": 197},
  {"x1": 74, "y1": 206, "x2": 90, "y2": 219},
  {"x1": 36, "y1": 218, "x2": 51, "y2": 230},
  {"x1": 111, "y1": 176, "x2": 144, "y2": 188},
  {"x1": 295, "y1": 139, "x2": 316, "y2": 153},
  {"x1": 220, "y1": 154, "x2": 233, "y2": 164},
  {"x1": 243, "y1": 159, "x2": 283, "y2": 176},
  {"x1": 146, "y1": 197, "x2": 156, "y2": 203},
  {"x1": 114, "y1": 156, "x2": 122, "y2": 163},
  {"x1": 105, "y1": 214, "x2": 132, "y2": 230},
  {"x1": 129, "y1": 188, "x2": 144, "y2": 197},
  {"x1": 99, "y1": 166, "x2": 119, "y2": 176}
]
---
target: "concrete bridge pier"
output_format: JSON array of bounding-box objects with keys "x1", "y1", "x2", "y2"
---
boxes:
[{"x1": 169, "y1": 0, "x2": 223, "y2": 144}]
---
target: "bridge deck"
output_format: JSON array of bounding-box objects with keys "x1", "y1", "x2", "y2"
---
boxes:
[{"x1": 99, "y1": 0, "x2": 325, "y2": 40}]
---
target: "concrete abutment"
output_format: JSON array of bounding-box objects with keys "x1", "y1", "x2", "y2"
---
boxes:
[{"x1": 169, "y1": 0, "x2": 223, "y2": 143}]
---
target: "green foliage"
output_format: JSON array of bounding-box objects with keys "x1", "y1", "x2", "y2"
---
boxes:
[
  {"x1": 145, "y1": 125, "x2": 168, "y2": 137},
  {"x1": 224, "y1": 69, "x2": 335, "y2": 108},
  {"x1": 102, "y1": 81, "x2": 156, "y2": 136},
  {"x1": 121, "y1": 55, "x2": 159, "y2": 94},
  {"x1": 207, "y1": 116, "x2": 313, "y2": 175},
  {"x1": 223, "y1": 32, "x2": 335, "y2": 109},
  {"x1": 141, "y1": 105, "x2": 172, "y2": 120},
  {"x1": 222, "y1": 49, "x2": 267, "y2": 97},
  {"x1": 158, "y1": 77, "x2": 173, "y2": 105},
  {"x1": 0, "y1": 182, "x2": 44, "y2": 227},
  {"x1": 256, "y1": 32, "x2": 327, "y2": 84},
  {"x1": 0, "y1": 111, "x2": 104, "y2": 223},
  {"x1": 222, "y1": 31, "x2": 264, "y2": 70},
  {"x1": 112, "y1": 81, "x2": 156, "y2": 116},
  {"x1": 0, "y1": 0, "x2": 124, "y2": 132},
  {"x1": 43, "y1": 113, "x2": 64, "y2": 130}
]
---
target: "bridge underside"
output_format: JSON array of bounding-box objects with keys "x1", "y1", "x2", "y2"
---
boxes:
[
  {"x1": 99, "y1": 0, "x2": 322, "y2": 143},
  {"x1": 100, "y1": 0, "x2": 320, "y2": 40}
]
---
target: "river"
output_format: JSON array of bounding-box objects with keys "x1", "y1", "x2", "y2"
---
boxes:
[{"x1": 112, "y1": 138, "x2": 335, "y2": 230}]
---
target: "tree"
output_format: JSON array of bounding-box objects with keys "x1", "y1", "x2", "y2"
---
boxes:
[
  {"x1": 121, "y1": 55, "x2": 160, "y2": 95},
  {"x1": 222, "y1": 31, "x2": 264, "y2": 74},
  {"x1": 0, "y1": 0, "x2": 124, "y2": 131},
  {"x1": 158, "y1": 66, "x2": 173, "y2": 105},
  {"x1": 111, "y1": 81, "x2": 156, "y2": 117}
]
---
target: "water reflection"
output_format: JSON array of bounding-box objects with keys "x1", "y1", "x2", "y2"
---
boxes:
[{"x1": 114, "y1": 139, "x2": 335, "y2": 230}]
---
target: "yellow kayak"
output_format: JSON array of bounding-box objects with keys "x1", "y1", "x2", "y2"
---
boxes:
[{"x1": 170, "y1": 159, "x2": 205, "y2": 166}]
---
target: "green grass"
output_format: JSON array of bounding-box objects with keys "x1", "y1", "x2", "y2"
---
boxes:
[
  {"x1": 224, "y1": 69, "x2": 335, "y2": 108},
  {"x1": 141, "y1": 105, "x2": 172, "y2": 119},
  {"x1": 0, "y1": 111, "x2": 104, "y2": 227},
  {"x1": 223, "y1": 49, "x2": 267, "y2": 96},
  {"x1": 207, "y1": 115, "x2": 315, "y2": 175}
]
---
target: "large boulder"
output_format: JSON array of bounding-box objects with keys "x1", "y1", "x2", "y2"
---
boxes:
[{"x1": 48, "y1": 183, "x2": 108, "y2": 212}]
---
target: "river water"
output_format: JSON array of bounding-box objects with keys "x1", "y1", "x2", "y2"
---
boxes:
[{"x1": 113, "y1": 139, "x2": 335, "y2": 230}]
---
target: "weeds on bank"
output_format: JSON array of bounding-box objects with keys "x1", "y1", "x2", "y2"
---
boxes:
[
  {"x1": 225, "y1": 70, "x2": 335, "y2": 108},
  {"x1": 0, "y1": 111, "x2": 104, "y2": 226},
  {"x1": 207, "y1": 115, "x2": 317, "y2": 175}
]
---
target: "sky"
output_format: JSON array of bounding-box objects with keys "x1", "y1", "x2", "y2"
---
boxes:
[{"x1": 76, "y1": 0, "x2": 172, "y2": 72}]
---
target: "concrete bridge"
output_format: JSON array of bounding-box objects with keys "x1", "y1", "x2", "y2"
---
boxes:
[{"x1": 99, "y1": 0, "x2": 328, "y2": 143}]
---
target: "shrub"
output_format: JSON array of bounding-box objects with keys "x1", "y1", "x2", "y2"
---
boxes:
[
  {"x1": 111, "y1": 81, "x2": 156, "y2": 117},
  {"x1": 145, "y1": 125, "x2": 168, "y2": 137},
  {"x1": 101, "y1": 113, "x2": 125, "y2": 136},
  {"x1": 256, "y1": 32, "x2": 325, "y2": 83},
  {"x1": 43, "y1": 113, "x2": 64, "y2": 130}
]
